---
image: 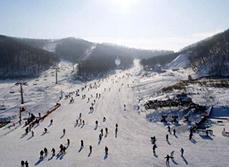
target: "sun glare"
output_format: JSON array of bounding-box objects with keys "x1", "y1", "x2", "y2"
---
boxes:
[{"x1": 110, "y1": 0, "x2": 139, "y2": 13}]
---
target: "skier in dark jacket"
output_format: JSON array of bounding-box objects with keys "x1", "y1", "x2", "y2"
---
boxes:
[
  {"x1": 100, "y1": 129, "x2": 103, "y2": 136},
  {"x1": 151, "y1": 136, "x2": 156, "y2": 144},
  {"x1": 50, "y1": 119, "x2": 53, "y2": 126},
  {"x1": 153, "y1": 144, "x2": 157, "y2": 155},
  {"x1": 189, "y1": 131, "x2": 193, "y2": 140},
  {"x1": 89, "y1": 145, "x2": 92, "y2": 155},
  {"x1": 44, "y1": 128, "x2": 47, "y2": 134},
  {"x1": 165, "y1": 154, "x2": 172, "y2": 166},
  {"x1": 40, "y1": 150, "x2": 44, "y2": 159},
  {"x1": 168, "y1": 126, "x2": 171, "y2": 134},
  {"x1": 67, "y1": 139, "x2": 70, "y2": 146},
  {"x1": 105, "y1": 128, "x2": 108, "y2": 137},
  {"x1": 173, "y1": 129, "x2": 176, "y2": 136},
  {"x1": 115, "y1": 124, "x2": 118, "y2": 138},
  {"x1": 21, "y1": 160, "x2": 24, "y2": 167},
  {"x1": 44, "y1": 148, "x2": 48, "y2": 156},
  {"x1": 79, "y1": 113, "x2": 82, "y2": 119},
  {"x1": 81, "y1": 140, "x2": 84, "y2": 148},
  {"x1": 24, "y1": 161, "x2": 29, "y2": 167},
  {"x1": 51, "y1": 148, "x2": 55, "y2": 156},
  {"x1": 105, "y1": 146, "x2": 108, "y2": 156},
  {"x1": 166, "y1": 134, "x2": 169, "y2": 143},
  {"x1": 181, "y1": 148, "x2": 184, "y2": 157}
]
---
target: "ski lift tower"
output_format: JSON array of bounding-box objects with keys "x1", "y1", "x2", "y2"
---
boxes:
[
  {"x1": 53, "y1": 64, "x2": 60, "y2": 84},
  {"x1": 15, "y1": 81, "x2": 27, "y2": 123},
  {"x1": 15, "y1": 81, "x2": 27, "y2": 104}
]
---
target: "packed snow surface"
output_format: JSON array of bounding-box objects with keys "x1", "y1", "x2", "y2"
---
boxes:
[{"x1": 0, "y1": 62, "x2": 229, "y2": 167}]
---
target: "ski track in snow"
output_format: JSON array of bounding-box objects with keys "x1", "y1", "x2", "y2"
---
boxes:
[{"x1": 0, "y1": 63, "x2": 229, "y2": 167}]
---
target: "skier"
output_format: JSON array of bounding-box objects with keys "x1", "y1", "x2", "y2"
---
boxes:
[
  {"x1": 51, "y1": 148, "x2": 55, "y2": 156},
  {"x1": 81, "y1": 140, "x2": 84, "y2": 148},
  {"x1": 100, "y1": 129, "x2": 103, "y2": 136},
  {"x1": 115, "y1": 123, "x2": 118, "y2": 138},
  {"x1": 40, "y1": 150, "x2": 44, "y2": 159},
  {"x1": 89, "y1": 145, "x2": 92, "y2": 155},
  {"x1": 50, "y1": 119, "x2": 53, "y2": 126},
  {"x1": 44, "y1": 128, "x2": 47, "y2": 134},
  {"x1": 189, "y1": 131, "x2": 193, "y2": 140},
  {"x1": 105, "y1": 128, "x2": 108, "y2": 137},
  {"x1": 25, "y1": 127, "x2": 29, "y2": 134},
  {"x1": 153, "y1": 144, "x2": 157, "y2": 155},
  {"x1": 63, "y1": 129, "x2": 66, "y2": 136},
  {"x1": 116, "y1": 123, "x2": 118, "y2": 128},
  {"x1": 21, "y1": 160, "x2": 25, "y2": 167},
  {"x1": 82, "y1": 120, "x2": 85, "y2": 127},
  {"x1": 79, "y1": 113, "x2": 82, "y2": 119},
  {"x1": 166, "y1": 134, "x2": 169, "y2": 143},
  {"x1": 165, "y1": 154, "x2": 171, "y2": 166},
  {"x1": 79, "y1": 119, "x2": 82, "y2": 125},
  {"x1": 59, "y1": 144, "x2": 63, "y2": 153},
  {"x1": 95, "y1": 120, "x2": 98, "y2": 130},
  {"x1": 44, "y1": 148, "x2": 48, "y2": 156},
  {"x1": 105, "y1": 146, "x2": 108, "y2": 156},
  {"x1": 173, "y1": 129, "x2": 176, "y2": 136},
  {"x1": 103, "y1": 117, "x2": 106, "y2": 122},
  {"x1": 151, "y1": 136, "x2": 156, "y2": 145},
  {"x1": 180, "y1": 148, "x2": 184, "y2": 157},
  {"x1": 25, "y1": 161, "x2": 29, "y2": 167},
  {"x1": 62, "y1": 146, "x2": 66, "y2": 153},
  {"x1": 67, "y1": 139, "x2": 70, "y2": 146},
  {"x1": 167, "y1": 126, "x2": 171, "y2": 134},
  {"x1": 99, "y1": 133, "x2": 102, "y2": 143}
]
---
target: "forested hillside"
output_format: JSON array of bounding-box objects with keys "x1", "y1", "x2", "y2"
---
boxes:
[{"x1": 0, "y1": 35, "x2": 58, "y2": 78}]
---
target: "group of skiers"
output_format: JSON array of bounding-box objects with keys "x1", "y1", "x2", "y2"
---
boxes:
[
  {"x1": 151, "y1": 134, "x2": 186, "y2": 165},
  {"x1": 150, "y1": 123, "x2": 190, "y2": 166},
  {"x1": 19, "y1": 74, "x2": 128, "y2": 167},
  {"x1": 75, "y1": 113, "x2": 86, "y2": 128},
  {"x1": 38, "y1": 138, "x2": 71, "y2": 162},
  {"x1": 20, "y1": 160, "x2": 29, "y2": 167},
  {"x1": 164, "y1": 148, "x2": 185, "y2": 166}
]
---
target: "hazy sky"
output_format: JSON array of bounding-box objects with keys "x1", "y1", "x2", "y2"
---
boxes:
[{"x1": 0, "y1": 0, "x2": 229, "y2": 51}]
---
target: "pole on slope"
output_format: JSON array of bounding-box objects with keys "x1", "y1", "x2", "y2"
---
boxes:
[
  {"x1": 54, "y1": 65, "x2": 60, "y2": 84},
  {"x1": 15, "y1": 81, "x2": 27, "y2": 123},
  {"x1": 55, "y1": 68, "x2": 58, "y2": 84},
  {"x1": 15, "y1": 81, "x2": 27, "y2": 104}
]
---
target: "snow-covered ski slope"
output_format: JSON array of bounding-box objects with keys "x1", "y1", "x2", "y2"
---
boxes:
[
  {"x1": 0, "y1": 64, "x2": 229, "y2": 167},
  {"x1": 0, "y1": 61, "x2": 79, "y2": 120}
]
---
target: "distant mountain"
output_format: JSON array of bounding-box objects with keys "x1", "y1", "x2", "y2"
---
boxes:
[
  {"x1": 16, "y1": 36, "x2": 172, "y2": 78},
  {"x1": 77, "y1": 43, "x2": 173, "y2": 79},
  {"x1": 0, "y1": 35, "x2": 58, "y2": 79},
  {"x1": 55, "y1": 38, "x2": 94, "y2": 62},
  {"x1": 141, "y1": 28, "x2": 229, "y2": 77},
  {"x1": 168, "y1": 29, "x2": 229, "y2": 77},
  {"x1": 0, "y1": 35, "x2": 173, "y2": 79}
]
